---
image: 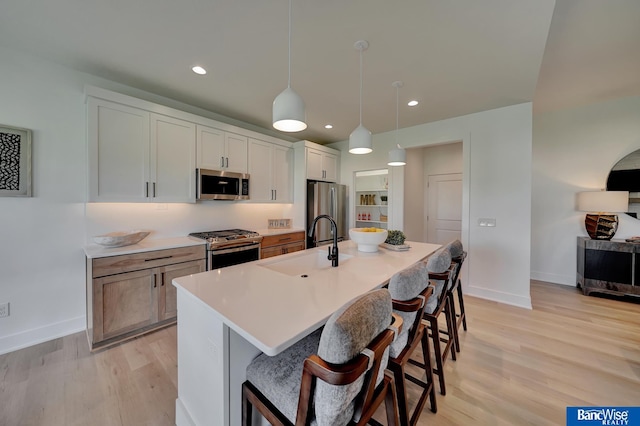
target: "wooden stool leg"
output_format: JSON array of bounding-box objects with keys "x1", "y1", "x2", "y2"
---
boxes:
[
  {"x1": 458, "y1": 284, "x2": 468, "y2": 331},
  {"x1": 384, "y1": 373, "x2": 400, "y2": 426},
  {"x1": 445, "y1": 297, "x2": 457, "y2": 361},
  {"x1": 428, "y1": 317, "x2": 446, "y2": 395},
  {"x1": 391, "y1": 363, "x2": 410, "y2": 426},
  {"x1": 242, "y1": 383, "x2": 253, "y2": 426},
  {"x1": 420, "y1": 332, "x2": 437, "y2": 413},
  {"x1": 449, "y1": 292, "x2": 461, "y2": 353}
]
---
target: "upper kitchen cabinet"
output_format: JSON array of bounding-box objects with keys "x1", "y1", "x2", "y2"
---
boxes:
[
  {"x1": 295, "y1": 140, "x2": 340, "y2": 182},
  {"x1": 87, "y1": 97, "x2": 196, "y2": 203},
  {"x1": 196, "y1": 125, "x2": 248, "y2": 173},
  {"x1": 248, "y1": 138, "x2": 293, "y2": 202}
]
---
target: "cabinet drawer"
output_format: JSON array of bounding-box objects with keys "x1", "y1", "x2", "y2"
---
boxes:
[
  {"x1": 91, "y1": 245, "x2": 206, "y2": 278},
  {"x1": 261, "y1": 231, "x2": 305, "y2": 249},
  {"x1": 261, "y1": 240, "x2": 305, "y2": 259}
]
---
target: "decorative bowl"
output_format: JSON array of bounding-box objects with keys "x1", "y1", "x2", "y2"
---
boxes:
[
  {"x1": 92, "y1": 231, "x2": 150, "y2": 247},
  {"x1": 349, "y1": 228, "x2": 388, "y2": 252}
]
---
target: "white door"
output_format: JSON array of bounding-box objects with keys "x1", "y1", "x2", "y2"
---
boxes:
[{"x1": 427, "y1": 173, "x2": 462, "y2": 244}]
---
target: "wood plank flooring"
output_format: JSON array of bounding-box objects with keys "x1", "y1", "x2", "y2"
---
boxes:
[{"x1": 1, "y1": 280, "x2": 639, "y2": 426}]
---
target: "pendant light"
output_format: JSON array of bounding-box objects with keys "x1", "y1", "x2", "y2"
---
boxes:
[
  {"x1": 349, "y1": 40, "x2": 372, "y2": 154},
  {"x1": 388, "y1": 81, "x2": 406, "y2": 166},
  {"x1": 272, "y1": 0, "x2": 306, "y2": 132}
]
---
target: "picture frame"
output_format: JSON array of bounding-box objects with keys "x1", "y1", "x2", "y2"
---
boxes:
[{"x1": 0, "y1": 124, "x2": 32, "y2": 197}]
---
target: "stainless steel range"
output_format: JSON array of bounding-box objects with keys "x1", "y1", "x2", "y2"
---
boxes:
[{"x1": 189, "y1": 229, "x2": 262, "y2": 270}]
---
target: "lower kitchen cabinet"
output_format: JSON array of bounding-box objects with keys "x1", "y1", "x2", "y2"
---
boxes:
[
  {"x1": 260, "y1": 231, "x2": 306, "y2": 259},
  {"x1": 86, "y1": 245, "x2": 205, "y2": 351}
]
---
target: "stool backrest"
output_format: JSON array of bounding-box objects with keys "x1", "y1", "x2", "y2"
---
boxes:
[
  {"x1": 424, "y1": 248, "x2": 452, "y2": 314},
  {"x1": 445, "y1": 239, "x2": 466, "y2": 289},
  {"x1": 388, "y1": 261, "x2": 430, "y2": 358},
  {"x1": 313, "y1": 288, "x2": 393, "y2": 426}
]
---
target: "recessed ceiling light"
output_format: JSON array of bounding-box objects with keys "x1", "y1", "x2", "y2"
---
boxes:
[
  {"x1": 407, "y1": 100, "x2": 419, "y2": 107},
  {"x1": 324, "y1": 124, "x2": 333, "y2": 129},
  {"x1": 192, "y1": 66, "x2": 207, "y2": 75}
]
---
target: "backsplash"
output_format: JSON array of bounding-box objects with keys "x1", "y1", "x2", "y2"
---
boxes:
[{"x1": 84, "y1": 202, "x2": 296, "y2": 243}]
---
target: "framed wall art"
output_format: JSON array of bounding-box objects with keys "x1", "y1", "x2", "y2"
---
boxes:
[{"x1": 0, "y1": 124, "x2": 32, "y2": 197}]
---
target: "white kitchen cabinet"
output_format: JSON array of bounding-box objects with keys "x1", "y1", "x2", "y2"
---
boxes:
[
  {"x1": 248, "y1": 138, "x2": 292, "y2": 202},
  {"x1": 197, "y1": 125, "x2": 248, "y2": 173},
  {"x1": 306, "y1": 147, "x2": 338, "y2": 182},
  {"x1": 87, "y1": 97, "x2": 196, "y2": 203}
]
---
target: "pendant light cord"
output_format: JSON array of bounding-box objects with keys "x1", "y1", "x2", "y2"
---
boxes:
[
  {"x1": 287, "y1": 0, "x2": 292, "y2": 88},
  {"x1": 359, "y1": 46, "x2": 363, "y2": 125},
  {"x1": 395, "y1": 84, "x2": 399, "y2": 144}
]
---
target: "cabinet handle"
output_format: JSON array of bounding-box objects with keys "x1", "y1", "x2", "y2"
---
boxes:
[
  {"x1": 225, "y1": 157, "x2": 229, "y2": 168},
  {"x1": 144, "y1": 256, "x2": 173, "y2": 262},
  {"x1": 221, "y1": 156, "x2": 225, "y2": 168},
  {"x1": 153, "y1": 182, "x2": 156, "y2": 197},
  {"x1": 146, "y1": 182, "x2": 149, "y2": 197},
  {"x1": 153, "y1": 275, "x2": 157, "y2": 288},
  {"x1": 274, "y1": 189, "x2": 277, "y2": 200}
]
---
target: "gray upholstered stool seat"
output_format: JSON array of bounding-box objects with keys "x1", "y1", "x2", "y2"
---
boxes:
[
  {"x1": 246, "y1": 328, "x2": 323, "y2": 423},
  {"x1": 412, "y1": 247, "x2": 456, "y2": 396},
  {"x1": 444, "y1": 239, "x2": 468, "y2": 353},
  {"x1": 242, "y1": 288, "x2": 401, "y2": 426},
  {"x1": 388, "y1": 261, "x2": 437, "y2": 426}
]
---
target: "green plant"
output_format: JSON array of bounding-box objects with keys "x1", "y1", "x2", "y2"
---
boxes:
[{"x1": 385, "y1": 230, "x2": 406, "y2": 245}]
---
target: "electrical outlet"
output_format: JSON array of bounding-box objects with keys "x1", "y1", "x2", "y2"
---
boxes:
[{"x1": 0, "y1": 302, "x2": 9, "y2": 318}]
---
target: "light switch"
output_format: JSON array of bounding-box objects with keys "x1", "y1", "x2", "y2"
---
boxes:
[{"x1": 478, "y1": 218, "x2": 496, "y2": 227}]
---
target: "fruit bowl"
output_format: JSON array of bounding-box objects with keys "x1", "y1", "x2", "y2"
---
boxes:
[
  {"x1": 92, "y1": 231, "x2": 150, "y2": 247},
  {"x1": 349, "y1": 228, "x2": 388, "y2": 252}
]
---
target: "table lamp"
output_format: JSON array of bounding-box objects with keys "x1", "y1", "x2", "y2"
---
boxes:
[{"x1": 577, "y1": 191, "x2": 629, "y2": 240}]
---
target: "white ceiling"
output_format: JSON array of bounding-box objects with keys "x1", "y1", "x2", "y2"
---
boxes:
[{"x1": 1, "y1": 0, "x2": 639, "y2": 144}]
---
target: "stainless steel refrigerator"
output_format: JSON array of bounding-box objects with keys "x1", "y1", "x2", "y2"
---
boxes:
[{"x1": 307, "y1": 181, "x2": 347, "y2": 247}]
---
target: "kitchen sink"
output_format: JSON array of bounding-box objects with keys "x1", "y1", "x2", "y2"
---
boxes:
[{"x1": 258, "y1": 248, "x2": 353, "y2": 277}]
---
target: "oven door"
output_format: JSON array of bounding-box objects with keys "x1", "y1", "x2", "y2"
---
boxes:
[{"x1": 208, "y1": 242, "x2": 260, "y2": 270}]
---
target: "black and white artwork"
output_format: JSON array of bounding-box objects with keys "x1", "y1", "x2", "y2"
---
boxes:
[{"x1": 0, "y1": 125, "x2": 31, "y2": 197}]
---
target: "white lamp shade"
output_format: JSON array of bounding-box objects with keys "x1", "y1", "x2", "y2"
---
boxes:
[
  {"x1": 388, "y1": 144, "x2": 406, "y2": 166},
  {"x1": 272, "y1": 87, "x2": 307, "y2": 132},
  {"x1": 577, "y1": 191, "x2": 629, "y2": 212},
  {"x1": 349, "y1": 124, "x2": 372, "y2": 154}
]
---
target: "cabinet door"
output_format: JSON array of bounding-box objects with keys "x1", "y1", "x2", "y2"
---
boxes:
[
  {"x1": 322, "y1": 153, "x2": 338, "y2": 182},
  {"x1": 197, "y1": 125, "x2": 226, "y2": 170},
  {"x1": 93, "y1": 269, "x2": 157, "y2": 342},
  {"x1": 273, "y1": 145, "x2": 292, "y2": 202},
  {"x1": 306, "y1": 148, "x2": 323, "y2": 180},
  {"x1": 158, "y1": 259, "x2": 205, "y2": 321},
  {"x1": 248, "y1": 139, "x2": 274, "y2": 202},
  {"x1": 151, "y1": 113, "x2": 196, "y2": 203},
  {"x1": 88, "y1": 98, "x2": 150, "y2": 202},
  {"x1": 225, "y1": 133, "x2": 248, "y2": 173}
]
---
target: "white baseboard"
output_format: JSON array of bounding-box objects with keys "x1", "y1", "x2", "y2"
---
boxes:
[
  {"x1": 0, "y1": 316, "x2": 85, "y2": 356},
  {"x1": 530, "y1": 270, "x2": 576, "y2": 286},
  {"x1": 466, "y1": 285, "x2": 532, "y2": 310}
]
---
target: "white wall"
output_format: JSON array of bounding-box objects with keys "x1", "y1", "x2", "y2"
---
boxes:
[
  {"x1": 331, "y1": 102, "x2": 533, "y2": 309},
  {"x1": 0, "y1": 47, "x2": 293, "y2": 355},
  {"x1": 531, "y1": 96, "x2": 640, "y2": 285}
]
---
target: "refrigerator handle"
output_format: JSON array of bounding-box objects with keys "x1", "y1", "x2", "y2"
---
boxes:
[{"x1": 330, "y1": 187, "x2": 335, "y2": 236}]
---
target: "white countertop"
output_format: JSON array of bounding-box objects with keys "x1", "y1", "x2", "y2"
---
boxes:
[
  {"x1": 173, "y1": 240, "x2": 441, "y2": 356},
  {"x1": 256, "y1": 227, "x2": 305, "y2": 236},
  {"x1": 84, "y1": 236, "x2": 206, "y2": 258}
]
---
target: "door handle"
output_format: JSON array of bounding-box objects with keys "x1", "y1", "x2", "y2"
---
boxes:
[
  {"x1": 153, "y1": 182, "x2": 156, "y2": 197},
  {"x1": 145, "y1": 182, "x2": 149, "y2": 197},
  {"x1": 221, "y1": 156, "x2": 225, "y2": 168},
  {"x1": 225, "y1": 157, "x2": 229, "y2": 168}
]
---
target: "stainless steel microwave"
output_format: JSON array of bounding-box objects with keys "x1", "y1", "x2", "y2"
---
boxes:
[{"x1": 196, "y1": 169, "x2": 250, "y2": 201}]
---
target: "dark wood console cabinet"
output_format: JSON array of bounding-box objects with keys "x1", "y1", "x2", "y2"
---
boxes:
[{"x1": 577, "y1": 236, "x2": 640, "y2": 297}]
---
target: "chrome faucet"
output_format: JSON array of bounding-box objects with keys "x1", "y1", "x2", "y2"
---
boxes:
[{"x1": 308, "y1": 214, "x2": 339, "y2": 267}]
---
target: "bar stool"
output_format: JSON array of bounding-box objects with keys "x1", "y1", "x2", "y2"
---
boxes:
[
  {"x1": 445, "y1": 240, "x2": 468, "y2": 353},
  {"x1": 242, "y1": 288, "x2": 402, "y2": 426},
  {"x1": 388, "y1": 261, "x2": 437, "y2": 426},
  {"x1": 410, "y1": 248, "x2": 456, "y2": 395}
]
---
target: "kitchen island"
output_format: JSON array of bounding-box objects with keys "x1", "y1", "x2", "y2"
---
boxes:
[{"x1": 172, "y1": 239, "x2": 441, "y2": 426}]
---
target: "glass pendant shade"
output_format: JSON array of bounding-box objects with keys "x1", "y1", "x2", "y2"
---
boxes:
[
  {"x1": 273, "y1": 87, "x2": 307, "y2": 132},
  {"x1": 349, "y1": 124, "x2": 372, "y2": 154},
  {"x1": 388, "y1": 144, "x2": 406, "y2": 166}
]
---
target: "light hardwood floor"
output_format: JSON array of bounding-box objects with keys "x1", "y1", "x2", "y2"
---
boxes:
[{"x1": 1, "y1": 280, "x2": 639, "y2": 426}]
